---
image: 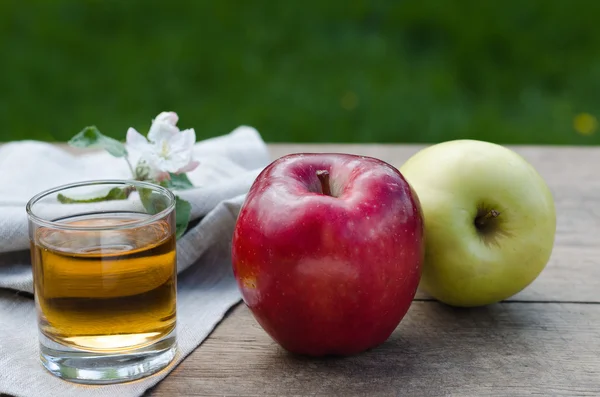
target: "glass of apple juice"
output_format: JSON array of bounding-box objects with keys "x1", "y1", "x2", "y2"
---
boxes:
[{"x1": 26, "y1": 180, "x2": 178, "y2": 384}]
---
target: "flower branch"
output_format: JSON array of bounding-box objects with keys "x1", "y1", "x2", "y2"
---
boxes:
[{"x1": 64, "y1": 111, "x2": 198, "y2": 239}]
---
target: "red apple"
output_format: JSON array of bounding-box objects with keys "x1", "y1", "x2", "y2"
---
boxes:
[{"x1": 231, "y1": 153, "x2": 424, "y2": 356}]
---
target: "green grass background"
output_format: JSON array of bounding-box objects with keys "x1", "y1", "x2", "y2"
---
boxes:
[{"x1": 1, "y1": 0, "x2": 599, "y2": 144}]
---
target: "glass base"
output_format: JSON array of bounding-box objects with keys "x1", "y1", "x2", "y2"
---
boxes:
[{"x1": 39, "y1": 331, "x2": 177, "y2": 385}]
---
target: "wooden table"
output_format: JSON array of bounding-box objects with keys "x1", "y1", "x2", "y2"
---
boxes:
[{"x1": 146, "y1": 143, "x2": 600, "y2": 396}]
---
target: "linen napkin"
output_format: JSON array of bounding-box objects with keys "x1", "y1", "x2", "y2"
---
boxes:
[{"x1": 0, "y1": 126, "x2": 271, "y2": 397}]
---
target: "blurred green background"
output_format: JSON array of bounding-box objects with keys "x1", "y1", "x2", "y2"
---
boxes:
[{"x1": 1, "y1": 0, "x2": 599, "y2": 144}]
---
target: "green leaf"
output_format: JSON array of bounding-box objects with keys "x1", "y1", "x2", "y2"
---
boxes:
[
  {"x1": 57, "y1": 187, "x2": 130, "y2": 203},
  {"x1": 138, "y1": 187, "x2": 190, "y2": 240},
  {"x1": 160, "y1": 173, "x2": 194, "y2": 190},
  {"x1": 138, "y1": 187, "x2": 169, "y2": 215},
  {"x1": 175, "y1": 196, "x2": 192, "y2": 239},
  {"x1": 68, "y1": 126, "x2": 128, "y2": 158}
]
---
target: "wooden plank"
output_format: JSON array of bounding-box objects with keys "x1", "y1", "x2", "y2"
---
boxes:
[
  {"x1": 148, "y1": 302, "x2": 600, "y2": 396},
  {"x1": 267, "y1": 144, "x2": 600, "y2": 303}
]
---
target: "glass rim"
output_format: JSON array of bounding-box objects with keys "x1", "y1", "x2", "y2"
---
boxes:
[{"x1": 26, "y1": 179, "x2": 176, "y2": 231}]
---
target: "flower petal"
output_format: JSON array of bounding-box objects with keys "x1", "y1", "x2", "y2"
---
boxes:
[
  {"x1": 168, "y1": 128, "x2": 196, "y2": 151},
  {"x1": 145, "y1": 147, "x2": 187, "y2": 174},
  {"x1": 176, "y1": 160, "x2": 200, "y2": 174},
  {"x1": 148, "y1": 120, "x2": 179, "y2": 143},
  {"x1": 166, "y1": 151, "x2": 191, "y2": 172},
  {"x1": 154, "y1": 111, "x2": 178, "y2": 126},
  {"x1": 153, "y1": 171, "x2": 171, "y2": 182},
  {"x1": 126, "y1": 128, "x2": 151, "y2": 152}
]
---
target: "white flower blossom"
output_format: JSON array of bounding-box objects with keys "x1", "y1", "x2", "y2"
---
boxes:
[{"x1": 126, "y1": 111, "x2": 199, "y2": 180}]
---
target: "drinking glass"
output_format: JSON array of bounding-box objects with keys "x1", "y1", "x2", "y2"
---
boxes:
[{"x1": 26, "y1": 180, "x2": 178, "y2": 384}]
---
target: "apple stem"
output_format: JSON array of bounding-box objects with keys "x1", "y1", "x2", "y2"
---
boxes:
[
  {"x1": 475, "y1": 209, "x2": 500, "y2": 228},
  {"x1": 316, "y1": 170, "x2": 332, "y2": 196}
]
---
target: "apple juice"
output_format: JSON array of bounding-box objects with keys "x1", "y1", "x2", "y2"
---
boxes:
[{"x1": 31, "y1": 213, "x2": 177, "y2": 353}]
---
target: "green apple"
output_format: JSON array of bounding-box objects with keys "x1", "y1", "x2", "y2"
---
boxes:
[{"x1": 399, "y1": 139, "x2": 556, "y2": 307}]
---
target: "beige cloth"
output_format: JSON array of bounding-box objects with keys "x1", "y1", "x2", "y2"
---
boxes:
[{"x1": 0, "y1": 126, "x2": 270, "y2": 396}]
